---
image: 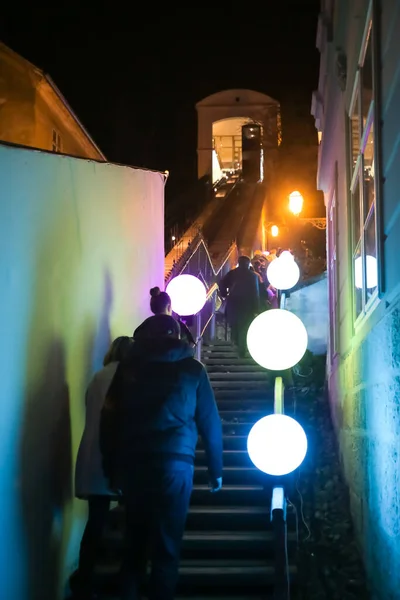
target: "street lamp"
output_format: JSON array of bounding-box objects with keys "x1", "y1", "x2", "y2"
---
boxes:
[
  {"x1": 288, "y1": 191, "x2": 304, "y2": 215},
  {"x1": 271, "y1": 225, "x2": 279, "y2": 237}
]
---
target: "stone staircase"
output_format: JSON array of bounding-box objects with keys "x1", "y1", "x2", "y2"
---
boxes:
[{"x1": 90, "y1": 340, "x2": 299, "y2": 599}]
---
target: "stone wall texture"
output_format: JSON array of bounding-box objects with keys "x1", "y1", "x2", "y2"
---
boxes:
[{"x1": 332, "y1": 304, "x2": 400, "y2": 598}]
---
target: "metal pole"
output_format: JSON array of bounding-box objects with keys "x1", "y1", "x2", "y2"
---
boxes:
[
  {"x1": 195, "y1": 312, "x2": 202, "y2": 361},
  {"x1": 274, "y1": 376, "x2": 284, "y2": 415},
  {"x1": 210, "y1": 292, "x2": 216, "y2": 340},
  {"x1": 271, "y1": 496, "x2": 288, "y2": 600},
  {"x1": 271, "y1": 378, "x2": 288, "y2": 599}
]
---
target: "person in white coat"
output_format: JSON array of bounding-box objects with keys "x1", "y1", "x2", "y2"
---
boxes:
[{"x1": 74, "y1": 336, "x2": 133, "y2": 599}]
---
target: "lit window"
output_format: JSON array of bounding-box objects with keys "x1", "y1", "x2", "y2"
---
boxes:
[
  {"x1": 52, "y1": 129, "x2": 62, "y2": 153},
  {"x1": 348, "y1": 7, "x2": 379, "y2": 322}
]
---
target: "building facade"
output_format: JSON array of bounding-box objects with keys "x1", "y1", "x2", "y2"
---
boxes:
[
  {"x1": 312, "y1": 0, "x2": 400, "y2": 597},
  {"x1": 0, "y1": 42, "x2": 105, "y2": 160},
  {"x1": 196, "y1": 89, "x2": 281, "y2": 182}
]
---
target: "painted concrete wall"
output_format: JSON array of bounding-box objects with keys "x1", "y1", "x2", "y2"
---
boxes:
[
  {"x1": 314, "y1": 0, "x2": 400, "y2": 597},
  {"x1": 0, "y1": 143, "x2": 165, "y2": 599},
  {"x1": 287, "y1": 275, "x2": 328, "y2": 356}
]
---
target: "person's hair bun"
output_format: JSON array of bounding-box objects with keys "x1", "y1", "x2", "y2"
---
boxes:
[{"x1": 150, "y1": 286, "x2": 161, "y2": 297}]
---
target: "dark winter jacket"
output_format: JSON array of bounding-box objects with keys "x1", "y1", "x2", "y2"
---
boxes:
[
  {"x1": 100, "y1": 337, "x2": 223, "y2": 484},
  {"x1": 133, "y1": 316, "x2": 196, "y2": 346},
  {"x1": 219, "y1": 265, "x2": 260, "y2": 315}
]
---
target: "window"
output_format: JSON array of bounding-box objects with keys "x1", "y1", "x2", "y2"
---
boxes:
[
  {"x1": 52, "y1": 129, "x2": 62, "y2": 153},
  {"x1": 348, "y1": 6, "x2": 379, "y2": 322},
  {"x1": 328, "y1": 179, "x2": 339, "y2": 358}
]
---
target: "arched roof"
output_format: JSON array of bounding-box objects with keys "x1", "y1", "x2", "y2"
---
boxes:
[{"x1": 196, "y1": 89, "x2": 279, "y2": 108}]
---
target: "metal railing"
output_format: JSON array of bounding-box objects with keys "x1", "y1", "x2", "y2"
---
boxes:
[{"x1": 165, "y1": 232, "x2": 238, "y2": 359}]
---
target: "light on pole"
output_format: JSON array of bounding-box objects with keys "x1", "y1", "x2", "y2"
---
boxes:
[
  {"x1": 271, "y1": 225, "x2": 279, "y2": 237},
  {"x1": 288, "y1": 191, "x2": 304, "y2": 215}
]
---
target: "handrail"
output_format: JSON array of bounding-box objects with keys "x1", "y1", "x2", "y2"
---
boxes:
[
  {"x1": 206, "y1": 282, "x2": 219, "y2": 300},
  {"x1": 165, "y1": 234, "x2": 237, "y2": 284}
]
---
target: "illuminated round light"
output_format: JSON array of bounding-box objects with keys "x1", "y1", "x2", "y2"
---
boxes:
[
  {"x1": 289, "y1": 191, "x2": 304, "y2": 215},
  {"x1": 267, "y1": 256, "x2": 300, "y2": 290},
  {"x1": 166, "y1": 274, "x2": 207, "y2": 316},
  {"x1": 247, "y1": 414, "x2": 308, "y2": 476},
  {"x1": 279, "y1": 250, "x2": 293, "y2": 261},
  {"x1": 247, "y1": 309, "x2": 308, "y2": 370},
  {"x1": 355, "y1": 255, "x2": 377, "y2": 289},
  {"x1": 271, "y1": 225, "x2": 279, "y2": 237}
]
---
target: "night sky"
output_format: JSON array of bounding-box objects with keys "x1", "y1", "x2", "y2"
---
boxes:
[{"x1": 0, "y1": 1, "x2": 320, "y2": 202}]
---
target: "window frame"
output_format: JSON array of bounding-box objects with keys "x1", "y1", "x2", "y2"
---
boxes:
[
  {"x1": 348, "y1": 0, "x2": 382, "y2": 327},
  {"x1": 328, "y1": 166, "x2": 339, "y2": 360}
]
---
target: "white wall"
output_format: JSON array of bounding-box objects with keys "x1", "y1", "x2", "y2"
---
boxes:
[
  {"x1": 0, "y1": 143, "x2": 165, "y2": 599},
  {"x1": 287, "y1": 276, "x2": 328, "y2": 356}
]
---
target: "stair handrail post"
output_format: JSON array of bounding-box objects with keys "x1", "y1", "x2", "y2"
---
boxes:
[
  {"x1": 209, "y1": 290, "x2": 216, "y2": 340},
  {"x1": 274, "y1": 376, "x2": 284, "y2": 415},
  {"x1": 195, "y1": 311, "x2": 202, "y2": 361},
  {"x1": 271, "y1": 490, "x2": 288, "y2": 600},
  {"x1": 271, "y1": 376, "x2": 289, "y2": 599}
]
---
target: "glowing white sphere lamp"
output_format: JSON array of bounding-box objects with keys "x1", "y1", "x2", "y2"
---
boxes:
[
  {"x1": 166, "y1": 274, "x2": 207, "y2": 316},
  {"x1": 354, "y1": 255, "x2": 377, "y2": 289},
  {"x1": 279, "y1": 250, "x2": 293, "y2": 261},
  {"x1": 247, "y1": 414, "x2": 308, "y2": 476},
  {"x1": 267, "y1": 255, "x2": 300, "y2": 290},
  {"x1": 247, "y1": 309, "x2": 308, "y2": 370}
]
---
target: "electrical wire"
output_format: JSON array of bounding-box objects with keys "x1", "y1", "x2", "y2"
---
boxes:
[
  {"x1": 284, "y1": 520, "x2": 291, "y2": 600},
  {"x1": 287, "y1": 498, "x2": 299, "y2": 547},
  {"x1": 292, "y1": 364, "x2": 313, "y2": 377},
  {"x1": 296, "y1": 473, "x2": 311, "y2": 542}
]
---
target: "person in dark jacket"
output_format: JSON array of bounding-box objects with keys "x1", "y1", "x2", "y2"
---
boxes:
[
  {"x1": 134, "y1": 286, "x2": 196, "y2": 347},
  {"x1": 219, "y1": 255, "x2": 260, "y2": 357},
  {"x1": 100, "y1": 314, "x2": 223, "y2": 600}
]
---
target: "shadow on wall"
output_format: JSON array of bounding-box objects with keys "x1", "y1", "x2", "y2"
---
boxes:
[
  {"x1": 83, "y1": 269, "x2": 113, "y2": 385},
  {"x1": 19, "y1": 339, "x2": 72, "y2": 600},
  {"x1": 16, "y1": 233, "x2": 114, "y2": 598},
  {"x1": 18, "y1": 277, "x2": 114, "y2": 600}
]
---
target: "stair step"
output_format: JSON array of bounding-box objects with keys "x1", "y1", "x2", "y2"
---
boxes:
[
  {"x1": 186, "y1": 505, "x2": 270, "y2": 530},
  {"x1": 97, "y1": 596, "x2": 268, "y2": 600},
  {"x1": 203, "y1": 352, "x2": 244, "y2": 359},
  {"x1": 220, "y1": 410, "x2": 266, "y2": 420},
  {"x1": 215, "y1": 400, "x2": 272, "y2": 412},
  {"x1": 215, "y1": 389, "x2": 268, "y2": 399},
  {"x1": 96, "y1": 559, "x2": 297, "y2": 590},
  {"x1": 196, "y1": 449, "x2": 253, "y2": 467},
  {"x1": 212, "y1": 382, "x2": 269, "y2": 390},
  {"x1": 194, "y1": 465, "x2": 263, "y2": 485},
  {"x1": 198, "y1": 434, "x2": 248, "y2": 450},
  {"x1": 209, "y1": 372, "x2": 269, "y2": 381},
  {"x1": 176, "y1": 596, "x2": 268, "y2": 600},
  {"x1": 181, "y1": 531, "x2": 295, "y2": 560},
  {"x1": 184, "y1": 530, "x2": 275, "y2": 543},
  {"x1": 191, "y1": 484, "x2": 266, "y2": 506},
  {"x1": 102, "y1": 529, "x2": 297, "y2": 561},
  {"x1": 203, "y1": 341, "x2": 238, "y2": 347},
  {"x1": 107, "y1": 504, "x2": 297, "y2": 532},
  {"x1": 203, "y1": 357, "x2": 258, "y2": 365},
  {"x1": 206, "y1": 364, "x2": 266, "y2": 373},
  {"x1": 203, "y1": 345, "x2": 238, "y2": 352}
]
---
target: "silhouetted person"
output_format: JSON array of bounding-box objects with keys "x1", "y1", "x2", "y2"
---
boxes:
[
  {"x1": 219, "y1": 255, "x2": 260, "y2": 356},
  {"x1": 134, "y1": 286, "x2": 195, "y2": 347},
  {"x1": 100, "y1": 315, "x2": 223, "y2": 600},
  {"x1": 74, "y1": 336, "x2": 133, "y2": 599}
]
